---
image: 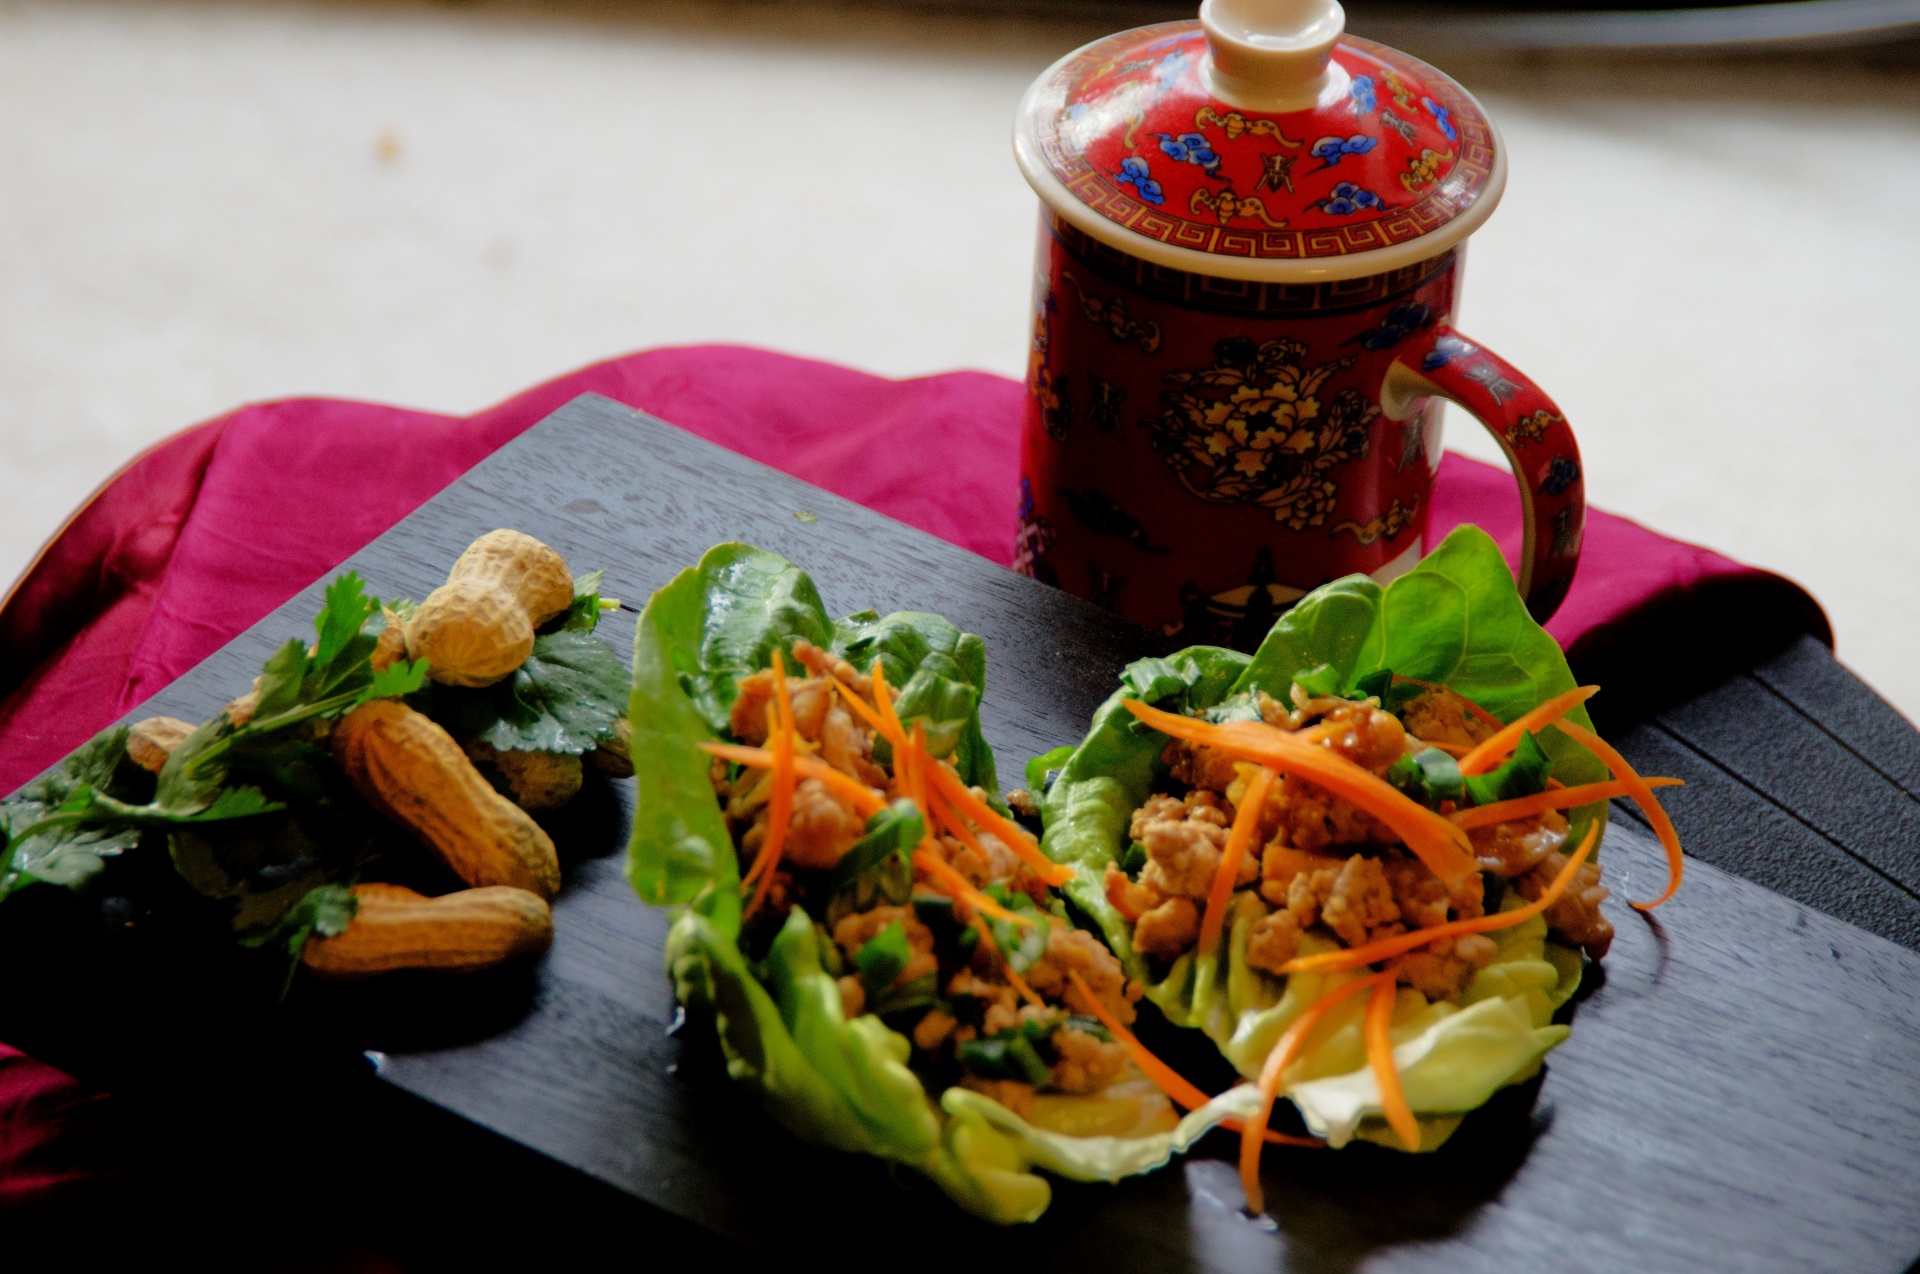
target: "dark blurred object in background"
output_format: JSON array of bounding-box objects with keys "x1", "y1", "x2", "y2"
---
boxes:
[{"x1": 918, "y1": 0, "x2": 1920, "y2": 53}]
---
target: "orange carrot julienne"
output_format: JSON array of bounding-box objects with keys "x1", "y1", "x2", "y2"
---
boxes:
[
  {"x1": 1279, "y1": 821, "x2": 1599, "y2": 975},
  {"x1": 1240, "y1": 972, "x2": 1388, "y2": 1213},
  {"x1": 1412, "y1": 738, "x2": 1472, "y2": 758},
  {"x1": 912, "y1": 847, "x2": 1035, "y2": 926},
  {"x1": 744, "y1": 651, "x2": 798, "y2": 915},
  {"x1": 925, "y1": 761, "x2": 1074, "y2": 888},
  {"x1": 869, "y1": 660, "x2": 908, "y2": 747},
  {"x1": 1122, "y1": 700, "x2": 1478, "y2": 887},
  {"x1": 1449, "y1": 776, "x2": 1682, "y2": 830},
  {"x1": 698, "y1": 742, "x2": 888, "y2": 817},
  {"x1": 1366, "y1": 976, "x2": 1419, "y2": 1152},
  {"x1": 1457, "y1": 685, "x2": 1601, "y2": 776},
  {"x1": 1199, "y1": 766, "x2": 1277, "y2": 961},
  {"x1": 923, "y1": 785, "x2": 1042, "y2": 920},
  {"x1": 1554, "y1": 719, "x2": 1684, "y2": 911},
  {"x1": 1066, "y1": 970, "x2": 1323, "y2": 1150}
]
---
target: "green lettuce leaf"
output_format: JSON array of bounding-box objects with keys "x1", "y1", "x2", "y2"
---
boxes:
[
  {"x1": 633, "y1": 544, "x2": 1197, "y2": 1219},
  {"x1": 626, "y1": 543, "x2": 1001, "y2": 941},
  {"x1": 1035, "y1": 525, "x2": 1602, "y2": 1148},
  {"x1": 668, "y1": 907, "x2": 1245, "y2": 1223},
  {"x1": 833, "y1": 610, "x2": 996, "y2": 790}
]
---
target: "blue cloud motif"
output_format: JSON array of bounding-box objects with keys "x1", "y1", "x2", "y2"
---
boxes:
[
  {"x1": 1066, "y1": 102, "x2": 1089, "y2": 122},
  {"x1": 1422, "y1": 334, "x2": 1477, "y2": 371},
  {"x1": 1154, "y1": 50, "x2": 1191, "y2": 94},
  {"x1": 1155, "y1": 132, "x2": 1221, "y2": 175},
  {"x1": 1309, "y1": 134, "x2": 1377, "y2": 168},
  {"x1": 1115, "y1": 156, "x2": 1165, "y2": 205},
  {"x1": 1423, "y1": 96, "x2": 1457, "y2": 142},
  {"x1": 1353, "y1": 302, "x2": 1433, "y2": 350},
  {"x1": 1314, "y1": 181, "x2": 1389, "y2": 215},
  {"x1": 1349, "y1": 75, "x2": 1377, "y2": 114},
  {"x1": 1540, "y1": 456, "x2": 1581, "y2": 496}
]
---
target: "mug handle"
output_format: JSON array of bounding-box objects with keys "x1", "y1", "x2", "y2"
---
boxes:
[{"x1": 1382, "y1": 325, "x2": 1586, "y2": 623}]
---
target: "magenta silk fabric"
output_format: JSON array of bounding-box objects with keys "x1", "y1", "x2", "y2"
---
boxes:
[
  {"x1": 0, "y1": 343, "x2": 1818, "y2": 1205},
  {"x1": 0, "y1": 343, "x2": 1798, "y2": 796}
]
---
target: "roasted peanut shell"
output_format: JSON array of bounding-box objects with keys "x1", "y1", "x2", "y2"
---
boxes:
[
  {"x1": 332, "y1": 700, "x2": 561, "y2": 899},
  {"x1": 300, "y1": 882, "x2": 553, "y2": 977},
  {"x1": 448, "y1": 529, "x2": 573, "y2": 629},
  {"x1": 404, "y1": 578, "x2": 535, "y2": 688},
  {"x1": 127, "y1": 716, "x2": 195, "y2": 773}
]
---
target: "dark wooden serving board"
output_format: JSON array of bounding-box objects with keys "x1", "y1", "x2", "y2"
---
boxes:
[{"x1": 12, "y1": 395, "x2": 1920, "y2": 1273}]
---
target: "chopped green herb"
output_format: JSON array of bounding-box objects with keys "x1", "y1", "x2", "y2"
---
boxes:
[{"x1": 855, "y1": 920, "x2": 911, "y2": 997}]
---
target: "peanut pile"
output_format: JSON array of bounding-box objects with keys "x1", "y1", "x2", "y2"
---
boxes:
[{"x1": 122, "y1": 528, "x2": 623, "y2": 981}]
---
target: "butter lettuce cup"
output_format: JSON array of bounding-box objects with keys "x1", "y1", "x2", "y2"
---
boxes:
[
  {"x1": 1033, "y1": 526, "x2": 1683, "y2": 1209},
  {"x1": 627, "y1": 543, "x2": 1264, "y2": 1224}
]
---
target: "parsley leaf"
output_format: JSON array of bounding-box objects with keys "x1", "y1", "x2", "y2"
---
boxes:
[
  {"x1": 0, "y1": 727, "x2": 144, "y2": 902},
  {"x1": 178, "y1": 573, "x2": 426, "y2": 783},
  {"x1": 238, "y1": 882, "x2": 357, "y2": 998},
  {"x1": 419, "y1": 629, "x2": 628, "y2": 754}
]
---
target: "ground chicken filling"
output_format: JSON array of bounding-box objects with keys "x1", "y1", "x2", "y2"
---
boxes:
[
  {"x1": 715, "y1": 642, "x2": 1166, "y2": 1131},
  {"x1": 1106, "y1": 685, "x2": 1614, "y2": 1004}
]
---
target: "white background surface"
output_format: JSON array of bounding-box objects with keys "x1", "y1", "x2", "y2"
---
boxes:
[{"x1": 1, "y1": 0, "x2": 1915, "y2": 716}]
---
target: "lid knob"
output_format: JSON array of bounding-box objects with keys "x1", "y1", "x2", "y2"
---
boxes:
[{"x1": 1199, "y1": 0, "x2": 1345, "y2": 113}]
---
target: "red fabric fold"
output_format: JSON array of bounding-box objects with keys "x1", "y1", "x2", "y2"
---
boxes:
[{"x1": 0, "y1": 343, "x2": 1813, "y2": 796}]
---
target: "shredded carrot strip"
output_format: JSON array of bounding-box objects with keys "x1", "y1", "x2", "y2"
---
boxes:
[
  {"x1": 1457, "y1": 685, "x2": 1601, "y2": 776},
  {"x1": 901, "y1": 722, "x2": 931, "y2": 827},
  {"x1": 743, "y1": 652, "x2": 798, "y2": 916},
  {"x1": 1449, "y1": 776, "x2": 1683, "y2": 830},
  {"x1": 1122, "y1": 700, "x2": 1478, "y2": 887},
  {"x1": 923, "y1": 786, "x2": 1044, "y2": 925},
  {"x1": 1366, "y1": 976, "x2": 1420, "y2": 1151},
  {"x1": 1412, "y1": 738, "x2": 1471, "y2": 758},
  {"x1": 1198, "y1": 766, "x2": 1277, "y2": 960},
  {"x1": 971, "y1": 910, "x2": 1045, "y2": 1008},
  {"x1": 1240, "y1": 972, "x2": 1388, "y2": 1213},
  {"x1": 912, "y1": 848, "x2": 1035, "y2": 926},
  {"x1": 1066, "y1": 971, "x2": 1323, "y2": 1150},
  {"x1": 698, "y1": 742, "x2": 888, "y2": 817},
  {"x1": 1279, "y1": 822, "x2": 1599, "y2": 975},
  {"x1": 869, "y1": 660, "x2": 908, "y2": 747},
  {"x1": 925, "y1": 761, "x2": 1074, "y2": 887},
  {"x1": 1554, "y1": 719, "x2": 1684, "y2": 911}
]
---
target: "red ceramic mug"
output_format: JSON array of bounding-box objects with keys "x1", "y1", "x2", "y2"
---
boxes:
[{"x1": 1011, "y1": 0, "x2": 1583, "y2": 643}]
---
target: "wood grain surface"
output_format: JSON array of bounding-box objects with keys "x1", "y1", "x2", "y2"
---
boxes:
[{"x1": 16, "y1": 394, "x2": 1920, "y2": 1272}]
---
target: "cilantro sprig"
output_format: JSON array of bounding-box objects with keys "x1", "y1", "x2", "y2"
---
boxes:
[{"x1": 179, "y1": 574, "x2": 426, "y2": 783}]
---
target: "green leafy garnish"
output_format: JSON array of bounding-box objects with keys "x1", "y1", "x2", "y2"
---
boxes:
[
  {"x1": 1387, "y1": 747, "x2": 1465, "y2": 809},
  {"x1": 180, "y1": 574, "x2": 427, "y2": 783},
  {"x1": 827, "y1": 801, "x2": 923, "y2": 897},
  {"x1": 1462, "y1": 730, "x2": 1554, "y2": 807},
  {"x1": 559, "y1": 569, "x2": 617, "y2": 634},
  {"x1": 855, "y1": 920, "x2": 911, "y2": 996},
  {"x1": 420, "y1": 630, "x2": 628, "y2": 755},
  {"x1": 240, "y1": 882, "x2": 357, "y2": 997}
]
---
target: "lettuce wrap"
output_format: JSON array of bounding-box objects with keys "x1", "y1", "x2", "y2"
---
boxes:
[
  {"x1": 629, "y1": 543, "x2": 1246, "y2": 1222},
  {"x1": 1035, "y1": 526, "x2": 1607, "y2": 1151}
]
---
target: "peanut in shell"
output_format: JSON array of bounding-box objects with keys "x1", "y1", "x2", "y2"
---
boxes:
[
  {"x1": 405, "y1": 579, "x2": 535, "y2": 688},
  {"x1": 332, "y1": 700, "x2": 561, "y2": 899},
  {"x1": 301, "y1": 882, "x2": 553, "y2": 977}
]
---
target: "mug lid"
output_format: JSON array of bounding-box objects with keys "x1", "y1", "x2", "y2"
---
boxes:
[{"x1": 1013, "y1": 0, "x2": 1505, "y2": 284}]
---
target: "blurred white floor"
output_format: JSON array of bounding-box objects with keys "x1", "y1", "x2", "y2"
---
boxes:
[{"x1": 2, "y1": 0, "x2": 1916, "y2": 717}]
